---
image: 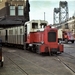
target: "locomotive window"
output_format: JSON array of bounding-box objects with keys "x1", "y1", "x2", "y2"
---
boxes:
[
  {"x1": 32, "y1": 23, "x2": 38, "y2": 29},
  {"x1": 40, "y1": 23, "x2": 47, "y2": 28},
  {"x1": 48, "y1": 32, "x2": 56, "y2": 42}
]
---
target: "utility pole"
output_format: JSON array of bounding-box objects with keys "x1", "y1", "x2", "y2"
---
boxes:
[{"x1": 44, "y1": 12, "x2": 45, "y2": 21}]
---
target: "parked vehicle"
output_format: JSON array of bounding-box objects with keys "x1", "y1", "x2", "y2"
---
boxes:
[{"x1": 58, "y1": 29, "x2": 74, "y2": 43}]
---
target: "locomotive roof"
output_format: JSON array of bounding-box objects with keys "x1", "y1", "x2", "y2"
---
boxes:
[{"x1": 25, "y1": 20, "x2": 48, "y2": 25}]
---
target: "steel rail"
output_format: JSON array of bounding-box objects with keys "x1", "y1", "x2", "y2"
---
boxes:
[{"x1": 5, "y1": 54, "x2": 29, "y2": 75}]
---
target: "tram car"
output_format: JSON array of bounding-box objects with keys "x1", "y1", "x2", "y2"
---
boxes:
[{"x1": 24, "y1": 20, "x2": 64, "y2": 54}]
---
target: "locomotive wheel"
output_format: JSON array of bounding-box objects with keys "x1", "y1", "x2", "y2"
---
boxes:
[
  {"x1": 31, "y1": 47, "x2": 36, "y2": 53},
  {"x1": 36, "y1": 46, "x2": 40, "y2": 54},
  {"x1": 1, "y1": 61, "x2": 3, "y2": 67},
  {"x1": 49, "y1": 52, "x2": 51, "y2": 56},
  {"x1": 36, "y1": 49, "x2": 40, "y2": 54},
  {"x1": 56, "y1": 47, "x2": 61, "y2": 55}
]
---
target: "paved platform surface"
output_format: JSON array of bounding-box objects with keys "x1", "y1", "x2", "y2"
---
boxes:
[{"x1": 0, "y1": 45, "x2": 75, "y2": 75}]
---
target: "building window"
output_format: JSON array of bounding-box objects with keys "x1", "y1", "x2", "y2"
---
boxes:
[
  {"x1": 9, "y1": 30, "x2": 13, "y2": 35},
  {"x1": 10, "y1": 6, "x2": 15, "y2": 16},
  {"x1": 65, "y1": 23, "x2": 69, "y2": 29},
  {"x1": 18, "y1": 6, "x2": 24, "y2": 16}
]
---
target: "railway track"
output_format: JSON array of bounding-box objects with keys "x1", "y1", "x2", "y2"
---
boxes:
[
  {"x1": 4, "y1": 50, "x2": 56, "y2": 75},
  {"x1": 5, "y1": 53, "x2": 29, "y2": 75},
  {"x1": 2, "y1": 47, "x2": 75, "y2": 75},
  {"x1": 64, "y1": 44, "x2": 75, "y2": 48},
  {"x1": 55, "y1": 56, "x2": 75, "y2": 75}
]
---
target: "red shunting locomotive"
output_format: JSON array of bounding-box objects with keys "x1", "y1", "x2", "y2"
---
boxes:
[{"x1": 24, "y1": 20, "x2": 64, "y2": 55}]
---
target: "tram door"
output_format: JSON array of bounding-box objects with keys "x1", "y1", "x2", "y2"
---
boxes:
[
  {"x1": 5, "y1": 30, "x2": 8, "y2": 43},
  {"x1": 25, "y1": 25, "x2": 27, "y2": 42}
]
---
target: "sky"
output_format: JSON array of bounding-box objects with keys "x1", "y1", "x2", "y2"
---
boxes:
[{"x1": 29, "y1": 0, "x2": 75, "y2": 24}]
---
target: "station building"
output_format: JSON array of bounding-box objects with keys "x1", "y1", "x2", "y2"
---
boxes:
[{"x1": 0, "y1": 0, "x2": 30, "y2": 28}]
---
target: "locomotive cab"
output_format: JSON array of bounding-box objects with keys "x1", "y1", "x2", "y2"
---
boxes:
[
  {"x1": 24, "y1": 20, "x2": 48, "y2": 33},
  {"x1": 24, "y1": 20, "x2": 48, "y2": 43}
]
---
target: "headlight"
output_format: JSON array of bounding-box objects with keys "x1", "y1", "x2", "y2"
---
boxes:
[
  {"x1": 29, "y1": 44, "x2": 33, "y2": 46},
  {"x1": 41, "y1": 41, "x2": 44, "y2": 44}
]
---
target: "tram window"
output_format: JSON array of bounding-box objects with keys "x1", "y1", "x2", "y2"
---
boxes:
[
  {"x1": 20, "y1": 29, "x2": 22, "y2": 34},
  {"x1": 9, "y1": 30, "x2": 13, "y2": 35},
  {"x1": 32, "y1": 23, "x2": 38, "y2": 29},
  {"x1": 15, "y1": 29, "x2": 17, "y2": 34}
]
